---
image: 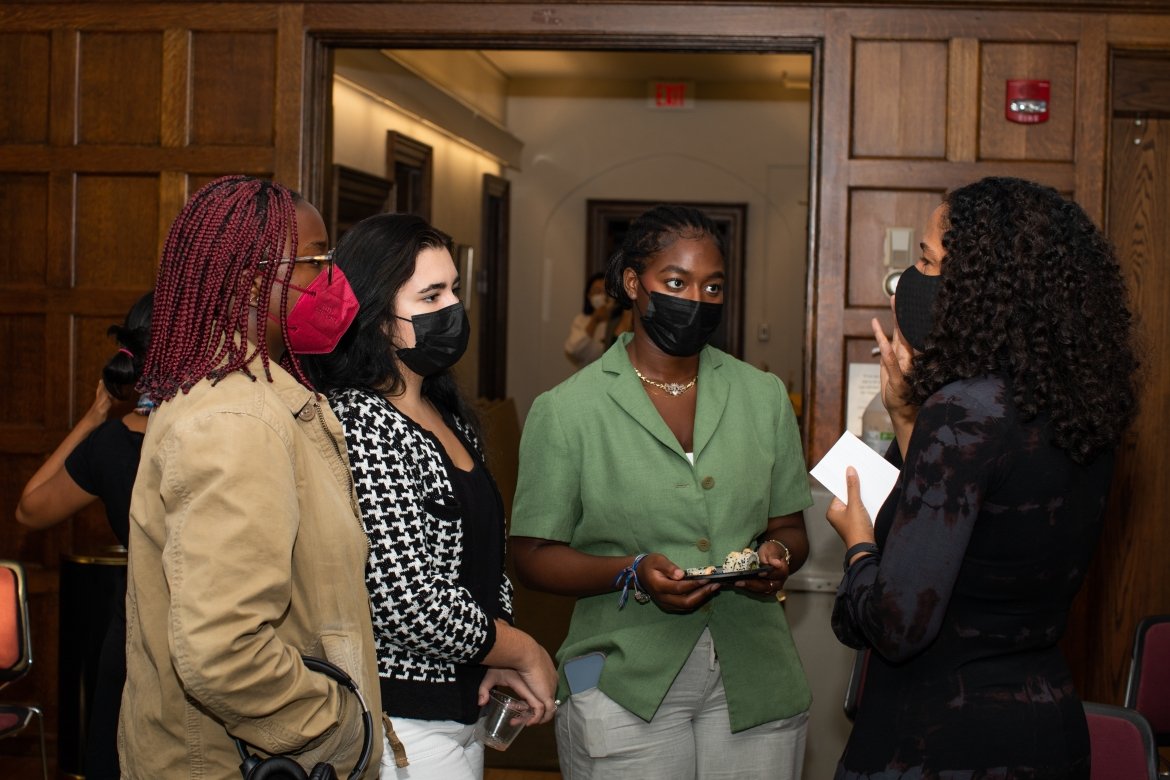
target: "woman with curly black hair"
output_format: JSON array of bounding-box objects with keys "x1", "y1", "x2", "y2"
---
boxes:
[{"x1": 825, "y1": 177, "x2": 1138, "y2": 779}]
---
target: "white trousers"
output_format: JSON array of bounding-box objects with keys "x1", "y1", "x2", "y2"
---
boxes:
[
  {"x1": 378, "y1": 717, "x2": 484, "y2": 780},
  {"x1": 555, "y1": 628, "x2": 808, "y2": 780}
]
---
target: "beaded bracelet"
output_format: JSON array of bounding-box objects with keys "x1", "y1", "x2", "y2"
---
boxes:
[
  {"x1": 762, "y1": 538, "x2": 792, "y2": 567},
  {"x1": 613, "y1": 553, "x2": 650, "y2": 609},
  {"x1": 843, "y1": 542, "x2": 880, "y2": 571}
]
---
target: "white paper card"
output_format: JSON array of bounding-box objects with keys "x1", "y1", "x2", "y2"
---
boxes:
[{"x1": 809, "y1": 431, "x2": 901, "y2": 522}]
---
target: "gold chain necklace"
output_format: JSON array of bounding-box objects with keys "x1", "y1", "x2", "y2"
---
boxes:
[{"x1": 633, "y1": 365, "x2": 697, "y2": 397}]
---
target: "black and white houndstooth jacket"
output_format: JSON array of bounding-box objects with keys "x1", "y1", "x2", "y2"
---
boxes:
[{"x1": 328, "y1": 387, "x2": 513, "y2": 689}]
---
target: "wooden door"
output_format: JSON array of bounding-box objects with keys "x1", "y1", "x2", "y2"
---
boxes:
[{"x1": 1063, "y1": 53, "x2": 1170, "y2": 705}]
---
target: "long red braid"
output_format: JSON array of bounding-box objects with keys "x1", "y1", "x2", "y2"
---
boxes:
[{"x1": 140, "y1": 175, "x2": 313, "y2": 402}]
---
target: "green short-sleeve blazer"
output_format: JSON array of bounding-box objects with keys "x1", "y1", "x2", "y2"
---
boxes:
[{"x1": 511, "y1": 333, "x2": 813, "y2": 732}]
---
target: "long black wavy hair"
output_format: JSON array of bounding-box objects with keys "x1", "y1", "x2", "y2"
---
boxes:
[
  {"x1": 907, "y1": 177, "x2": 1138, "y2": 463},
  {"x1": 302, "y1": 213, "x2": 479, "y2": 435},
  {"x1": 604, "y1": 204, "x2": 725, "y2": 307}
]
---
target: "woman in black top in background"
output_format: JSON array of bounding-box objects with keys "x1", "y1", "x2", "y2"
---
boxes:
[
  {"x1": 826, "y1": 178, "x2": 1139, "y2": 779},
  {"x1": 16, "y1": 291, "x2": 153, "y2": 779}
]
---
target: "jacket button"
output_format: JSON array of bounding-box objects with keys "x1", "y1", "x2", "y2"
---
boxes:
[
  {"x1": 297, "y1": 403, "x2": 316, "y2": 421},
  {"x1": 696, "y1": 538, "x2": 711, "y2": 551},
  {"x1": 701, "y1": 476, "x2": 715, "y2": 490}
]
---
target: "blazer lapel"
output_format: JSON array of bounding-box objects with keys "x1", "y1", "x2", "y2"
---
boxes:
[
  {"x1": 602, "y1": 337, "x2": 687, "y2": 458},
  {"x1": 691, "y1": 347, "x2": 729, "y2": 460}
]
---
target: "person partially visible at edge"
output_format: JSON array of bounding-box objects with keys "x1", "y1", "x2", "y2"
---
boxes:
[
  {"x1": 510, "y1": 204, "x2": 813, "y2": 779},
  {"x1": 119, "y1": 175, "x2": 383, "y2": 778},
  {"x1": 302, "y1": 212, "x2": 557, "y2": 780},
  {"x1": 16, "y1": 291, "x2": 153, "y2": 779},
  {"x1": 826, "y1": 177, "x2": 1140, "y2": 779},
  {"x1": 564, "y1": 271, "x2": 630, "y2": 369}
]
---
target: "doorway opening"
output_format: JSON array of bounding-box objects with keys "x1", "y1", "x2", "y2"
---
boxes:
[
  {"x1": 305, "y1": 35, "x2": 822, "y2": 777},
  {"x1": 313, "y1": 45, "x2": 816, "y2": 421}
]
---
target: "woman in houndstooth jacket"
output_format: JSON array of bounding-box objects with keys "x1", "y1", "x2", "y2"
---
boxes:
[{"x1": 304, "y1": 213, "x2": 556, "y2": 780}]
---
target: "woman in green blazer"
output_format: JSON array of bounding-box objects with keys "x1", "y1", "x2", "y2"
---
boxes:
[{"x1": 511, "y1": 205, "x2": 812, "y2": 779}]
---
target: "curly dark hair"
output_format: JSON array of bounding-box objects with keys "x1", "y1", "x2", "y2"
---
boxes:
[
  {"x1": 907, "y1": 177, "x2": 1138, "y2": 464},
  {"x1": 604, "y1": 204, "x2": 724, "y2": 308}
]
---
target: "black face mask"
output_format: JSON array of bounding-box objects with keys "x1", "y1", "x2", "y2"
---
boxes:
[
  {"x1": 894, "y1": 265, "x2": 942, "y2": 352},
  {"x1": 636, "y1": 289, "x2": 723, "y2": 357},
  {"x1": 395, "y1": 301, "x2": 469, "y2": 376}
]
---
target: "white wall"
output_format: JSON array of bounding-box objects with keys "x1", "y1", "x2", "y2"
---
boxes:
[
  {"x1": 504, "y1": 87, "x2": 810, "y2": 418},
  {"x1": 332, "y1": 78, "x2": 504, "y2": 394}
]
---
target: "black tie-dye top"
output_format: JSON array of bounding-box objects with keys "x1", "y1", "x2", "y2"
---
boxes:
[{"x1": 832, "y1": 375, "x2": 1112, "y2": 779}]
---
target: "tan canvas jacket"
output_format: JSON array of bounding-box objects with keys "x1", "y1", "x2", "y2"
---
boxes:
[{"x1": 120, "y1": 361, "x2": 383, "y2": 778}]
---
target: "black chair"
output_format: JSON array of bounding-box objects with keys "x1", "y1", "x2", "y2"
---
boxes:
[
  {"x1": 1085, "y1": 702, "x2": 1157, "y2": 780},
  {"x1": 0, "y1": 560, "x2": 48, "y2": 780}
]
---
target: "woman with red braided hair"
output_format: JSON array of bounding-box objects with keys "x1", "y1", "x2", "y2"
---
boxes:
[{"x1": 119, "y1": 175, "x2": 382, "y2": 778}]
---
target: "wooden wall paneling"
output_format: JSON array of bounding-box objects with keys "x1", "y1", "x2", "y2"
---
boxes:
[
  {"x1": 191, "y1": 31, "x2": 276, "y2": 147},
  {"x1": 851, "y1": 40, "x2": 948, "y2": 159},
  {"x1": 1107, "y1": 12, "x2": 1170, "y2": 46},
  {"x1": 0, "y1": 7, "x2": 294, "y2": 769},
  {"x1": 809, "y1": 10, "x2": 854, "y2": 463},
  {"x1": 845, "y1": 159, "x2": 1078, "y2": 192},
  {"x1": 0, "y1": 315, "x2": 47, "y2": 428},
  {"x1": 0, "y1": 174, "x2": 50, "y2": 286},
  {"x1": 1057, "y1": 22, "x2": 1109, "y2": 701},
  {"x1": 275, "y1": 3, "x2": 306, "y2": 188},
  {"x1": 978, "y1": 42, "x2": 1078, "y2": 161},
  {"x1": 161, "y1": 28, "x2": 190, "y2": 149},
  {"x1": 847, "y1": 189, "x2": 944, "y2": 309},
  {"x1": 1091, "y1": 116, "x2": 1170, "y2": 702},
  {"x1": 1113, "y1": 53, "x2": 1170, "y2": 117},
  {"x1": 304, "y1": 2, "x2": 828, "y2": 41},
  {"x1": 1073, "y1": 19, "x2": 1108, "y2": 223},
  {"x1": 0, "y1": 32, "x2": 51, "y2": 144},
  {"x1": 46, "y1": 171, "x2": 76, "y2": 291},
  {"x1": 300, "y1": 34, "x2": 333, "y2": 207},
  {"x1": 77, "y1": 31, "x2": 164, "y2": 146},
  {"x1": 947, "y1": 38, "x2": 980, "y2": 162},
  {"x1": 823, "y1": 7, "x2": 1083, "y2": 40},
  {"x1": 845, "y1": 334, "x2": 888, "y2": 368},
  {"x1": 74, "y1": 174, "x2": 161, "y2": 290},
  {"x1": 158, "y1": 172, "x2": 189, "y2": 254},
  {"x1": 49, "y1": 28, "x2": 78, "y2": 147}
]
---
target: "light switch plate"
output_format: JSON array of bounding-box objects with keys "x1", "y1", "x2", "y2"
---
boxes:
[{"x1": 884, "y1": 227, "x2": 914, "y2": 268}]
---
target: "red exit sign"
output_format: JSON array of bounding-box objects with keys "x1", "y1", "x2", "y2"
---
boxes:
[{"x1": 648, "y1": 81, "x2": 694, "y2": 110}]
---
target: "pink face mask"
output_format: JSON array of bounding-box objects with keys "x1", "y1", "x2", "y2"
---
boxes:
[{"x1": 283, "y1": 264, "x2": 360, "y2": 354}]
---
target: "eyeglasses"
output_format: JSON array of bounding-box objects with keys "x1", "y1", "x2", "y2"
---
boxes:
[{"x1": 260, "y1": 250, "x2": 334, "y2": 283}]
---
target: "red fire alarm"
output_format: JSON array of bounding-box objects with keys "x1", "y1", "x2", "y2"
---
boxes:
[{"x1": 1005, "y1": 80, "x2": 1050, "y2": 124}]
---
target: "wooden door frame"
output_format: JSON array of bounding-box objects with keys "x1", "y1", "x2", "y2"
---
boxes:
[
  {"x1": 300, "y1": 25, "x2": 822, "y2": 453},
  {"x1": 479, "y1": 173, "x2": 510, "y2": 400}
]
